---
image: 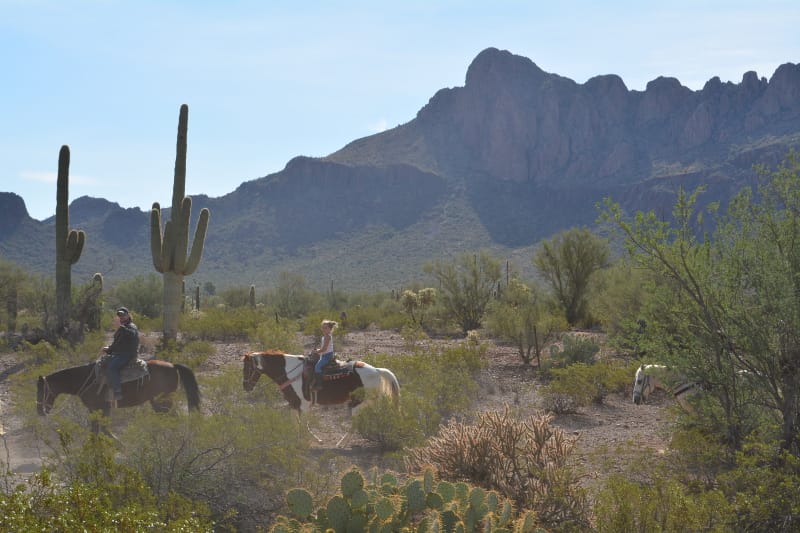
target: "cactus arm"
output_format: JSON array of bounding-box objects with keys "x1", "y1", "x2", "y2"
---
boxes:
[
  {"x1": 150, "y1": 204, "x2": 164, "y2": 272},
  {"x1": 65, "y1": 229, "x2": 85, "y2": 264},
  {"x1": 183, "y1": 207, "x2": 209, "y2": 276},
  {"x1": 173, "y1": 196, "x2": 192, "y2": 273}
]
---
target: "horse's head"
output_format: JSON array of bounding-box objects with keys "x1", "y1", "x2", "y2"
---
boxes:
[
  {"x1": 632, "y1": 365, "x2": 648, "y2": 405},
  {"x1": 241, "y1": 354, "x2": 262, "y2": 392},
  {"x1": 37, "y1": 375, "x2": 54, "y2": 415}
]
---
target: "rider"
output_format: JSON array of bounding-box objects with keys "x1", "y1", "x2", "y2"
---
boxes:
[
  {"x1": 311, "y1": 319, "x2": 337, "y2": 391},
  {"x1": 102, "y1": 307, "x2": 139, "y2": 401}
]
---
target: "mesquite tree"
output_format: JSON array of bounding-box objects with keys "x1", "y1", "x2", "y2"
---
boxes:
[{"x1": 150, "y1": 105, "x2": 210, "y2": 341}]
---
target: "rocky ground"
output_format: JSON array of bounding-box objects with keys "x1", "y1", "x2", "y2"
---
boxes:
[{"x1": 0, "y1": 328, "x2": 675, "y2": 492}]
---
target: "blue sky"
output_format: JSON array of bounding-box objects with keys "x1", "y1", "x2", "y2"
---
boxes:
[{"x1": 2, "y1": 1, "x2": 798, "y2": 221}]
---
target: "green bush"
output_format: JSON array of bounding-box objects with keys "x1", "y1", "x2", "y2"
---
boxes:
[
  {"x1": 250, "y1": 316, "x2": 302, "y2": 353},
  {"x1": 718, "y1": 437, "x2": 800, "y2": 532},
  {"x1": 0, "y1": 433, "x2": 213, "y2": 532},
  {"x1": 594, "y1": 475, "x2": 731, "y2": 533},
  {"x1": 351, "y1": 393, "x2": 424, "y2": 451},
  {"x1": 154, "y1": 339, "x2": 215, "y2": 370},
  {"x1": 180, "y1": 306, "x2": 267, "y2": 341},
  {"x1": 361, "y1": 340, "x2": 486, "y2": 441},
  {"x1": 541, "y1": 362, "x2": 629, "y2": 413},
  {"x1": 548, "y1": 334, "x2": 600, "y2": 367},
  {"x1": 119, "y1": 374, "x2": 311, "y2": 531}
]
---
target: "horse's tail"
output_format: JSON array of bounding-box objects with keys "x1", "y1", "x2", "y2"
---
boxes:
[
  {"x1": 379, "y1": 368, "x2": 400, "y2": 408},
  {"x1": 174, "y1": 363, "x2": 201, "y2": 411}
]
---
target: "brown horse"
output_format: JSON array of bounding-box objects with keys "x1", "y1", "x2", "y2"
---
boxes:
[
  {"x1": 242, "y1": 350, "x2": 399, "y2": 445},
  {"x1": 37, "y1": 360, "x2": 201, "y2": 433}
]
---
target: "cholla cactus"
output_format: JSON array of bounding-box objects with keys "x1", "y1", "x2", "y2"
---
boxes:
[{"x1": 150, "y1": 104, "x2": 210, "y2": 340}]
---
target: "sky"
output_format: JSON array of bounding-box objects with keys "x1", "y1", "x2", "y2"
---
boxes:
[{"x1": 2, "y1": 1, "x2": 798, "y2": 222}]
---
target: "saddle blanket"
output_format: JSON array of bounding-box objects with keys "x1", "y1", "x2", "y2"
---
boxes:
[{"x1": 94, "y1": 356, "x2": 149, "y2": 392}]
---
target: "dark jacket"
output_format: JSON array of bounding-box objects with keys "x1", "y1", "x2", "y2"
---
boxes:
[{"x1": 108, "y1": 321, "x2": 139, "y2": 358}]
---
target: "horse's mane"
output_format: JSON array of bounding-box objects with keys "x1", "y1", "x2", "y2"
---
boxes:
[
  {"x1": 253, "y1": 349, "x2": 287, "y2": 356},
  {"x1": 51, "y1": 362, "x2": 96, "y2": 376}
]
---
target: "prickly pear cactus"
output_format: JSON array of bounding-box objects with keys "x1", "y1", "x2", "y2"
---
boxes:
[{"x1": 286, "y1": 488, "x2": 314, "y2": 520}]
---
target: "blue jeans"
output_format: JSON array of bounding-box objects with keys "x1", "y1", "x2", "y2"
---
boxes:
[
  {"x1": 315, "y1": 352, "x2": 334, "y2": 374},
  {"x1": 107, "y1": 353, "x2": 135, "y2": 393}
]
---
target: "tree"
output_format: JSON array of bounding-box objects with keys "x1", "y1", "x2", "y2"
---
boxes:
[
  {"x1": 111, "y1": 274, "x2": 163, "y2": 319},
  {"x1": 424, "y1": 251, "x2": 501, "y2": 334},
  {"x1": 271, "y1": 271, "x2": 316, "y2": 318},
  {"x1": 533, "y1": 228, "x2": 609, "y2": 327},
  {"x1": 486, "y1": 278, "x2": 565, "y2": 366},
  {"x1": 601, "y1": 152, "x2": 800, "y2": 455}
]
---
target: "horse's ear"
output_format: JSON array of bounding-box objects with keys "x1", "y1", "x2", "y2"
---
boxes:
[{"x1": 240, "y1": 355, "x2": 247, "y2": 361}]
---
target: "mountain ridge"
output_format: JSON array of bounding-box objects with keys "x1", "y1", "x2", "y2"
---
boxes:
[{"x1": 2, "y1": 48, "x2": 799, "y2": 291}]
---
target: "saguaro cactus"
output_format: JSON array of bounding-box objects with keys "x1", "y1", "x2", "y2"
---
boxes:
[
  {"x1": 150, "y1": 105, "x2": 210, "y2": 340},
  {"x1": 55, "y1": 145, "x2": 86, "y2": 335}
]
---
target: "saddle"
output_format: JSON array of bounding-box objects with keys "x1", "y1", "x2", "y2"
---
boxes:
[
  {"x1": 94, "y1": 355, "x2": 149, "y2": 400},
  {"x1": 302, "y1": 354, "x2": 360, "y2": 393}
]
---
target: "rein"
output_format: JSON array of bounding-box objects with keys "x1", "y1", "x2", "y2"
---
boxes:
[
  {"x1": 244, "y1": 355, "x2": 305, "y2": 390},
  {"x1": 38, "y1": 367, "x2": 98, "y2": 416}
]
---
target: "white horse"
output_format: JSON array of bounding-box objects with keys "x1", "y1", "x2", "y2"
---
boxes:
[{"x1": 632, "y1": 364, "x2": 700, "y2": 412}]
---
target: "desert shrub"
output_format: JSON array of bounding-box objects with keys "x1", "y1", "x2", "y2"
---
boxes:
[
  {"x1": 0, "y1": 432, "x2": 213, "y2": 531},
  {"x1": 350, "y1": 393, "x2": 424, "y2": 452},
  {"x1": 108, "y1": 273, "x2": 163, "y2": 319},
  {"x1": 594, "y1": 475, "x2": 731, "y2": 533},
  {"x1": 361, "y1": 340, "x2": 485, "y2": 439},
  {"x1": 180, "y1": 306, "x2": 266, "y2": 341},
  {"x1": 405, "y1": 406, "x2": 590, "y2": 531},
  {"x1": 250, "y1": 316, "x2": 302, "y2": 353},
  {"x1": 155, "y1": 339, "x2": 215, "y2": 370},
  {"x1": 541, "y1": 362, "x2": 628, "y2": 413},
  {"x1": 120, "y1": 382, "x2": 311, "y2": 531},
  {"x1": 717, "y1": 437, "x2": 800, "y2": 532},
  {"x1": 548, "y1": 334, "x2": 600, "y2": 367},
  {"x1": 217, "y1": 285, "x2": 252, "y2": 307}
]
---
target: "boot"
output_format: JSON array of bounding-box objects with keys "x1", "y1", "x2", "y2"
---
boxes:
[{"x1": 311, "y1": 374, "x2": 323, "y2": 391}]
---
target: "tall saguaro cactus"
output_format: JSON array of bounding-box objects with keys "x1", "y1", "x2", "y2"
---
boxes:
[
  {"x1": 55, "y1": 145, "x2": 86, "y2": 335},
  {"x1": 150, "y1": 104, "x2": 210, "y2": 340}
]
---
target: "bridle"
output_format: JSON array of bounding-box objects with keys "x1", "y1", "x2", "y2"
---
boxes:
[
  {"x1": 37, "y1": 365, "x2": 99, "y2": 415},
  {"x1": 243, "y1": 354, "x2": 305, "y2": 390}
]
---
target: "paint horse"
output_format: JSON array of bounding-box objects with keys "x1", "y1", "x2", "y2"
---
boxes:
[
  {"x1": 632, "y1": 364, "x2": 700, "y2": 412},
  {"x1": 37, "y1": 359, "x2": 201, "y2": 433},
  {"x1": 241, "y1": 350, "x2": 400, "y2": 444}
]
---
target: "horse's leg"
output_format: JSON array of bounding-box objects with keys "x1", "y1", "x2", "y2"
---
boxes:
[
  {"x1": 150, "y1": 397, "x2": 173, "y2": 413},
  {"x1": 297, "y1": 411, "x2": 322, "y2": 444}
]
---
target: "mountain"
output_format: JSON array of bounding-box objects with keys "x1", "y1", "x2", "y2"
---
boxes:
[{"x1": 2, "y1": 48, "x2": 799, "y2": 292}]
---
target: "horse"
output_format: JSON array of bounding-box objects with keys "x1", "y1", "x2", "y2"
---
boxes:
[
  {"x1": 37, "y1": 359, "x2": 201, "y2": 433},
  {"x1": 632, "y1": 364, "x2": 700, "y2": 412},
  {"x1": 241, "y1": 350, "x2": 400, "y2": 445}
]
